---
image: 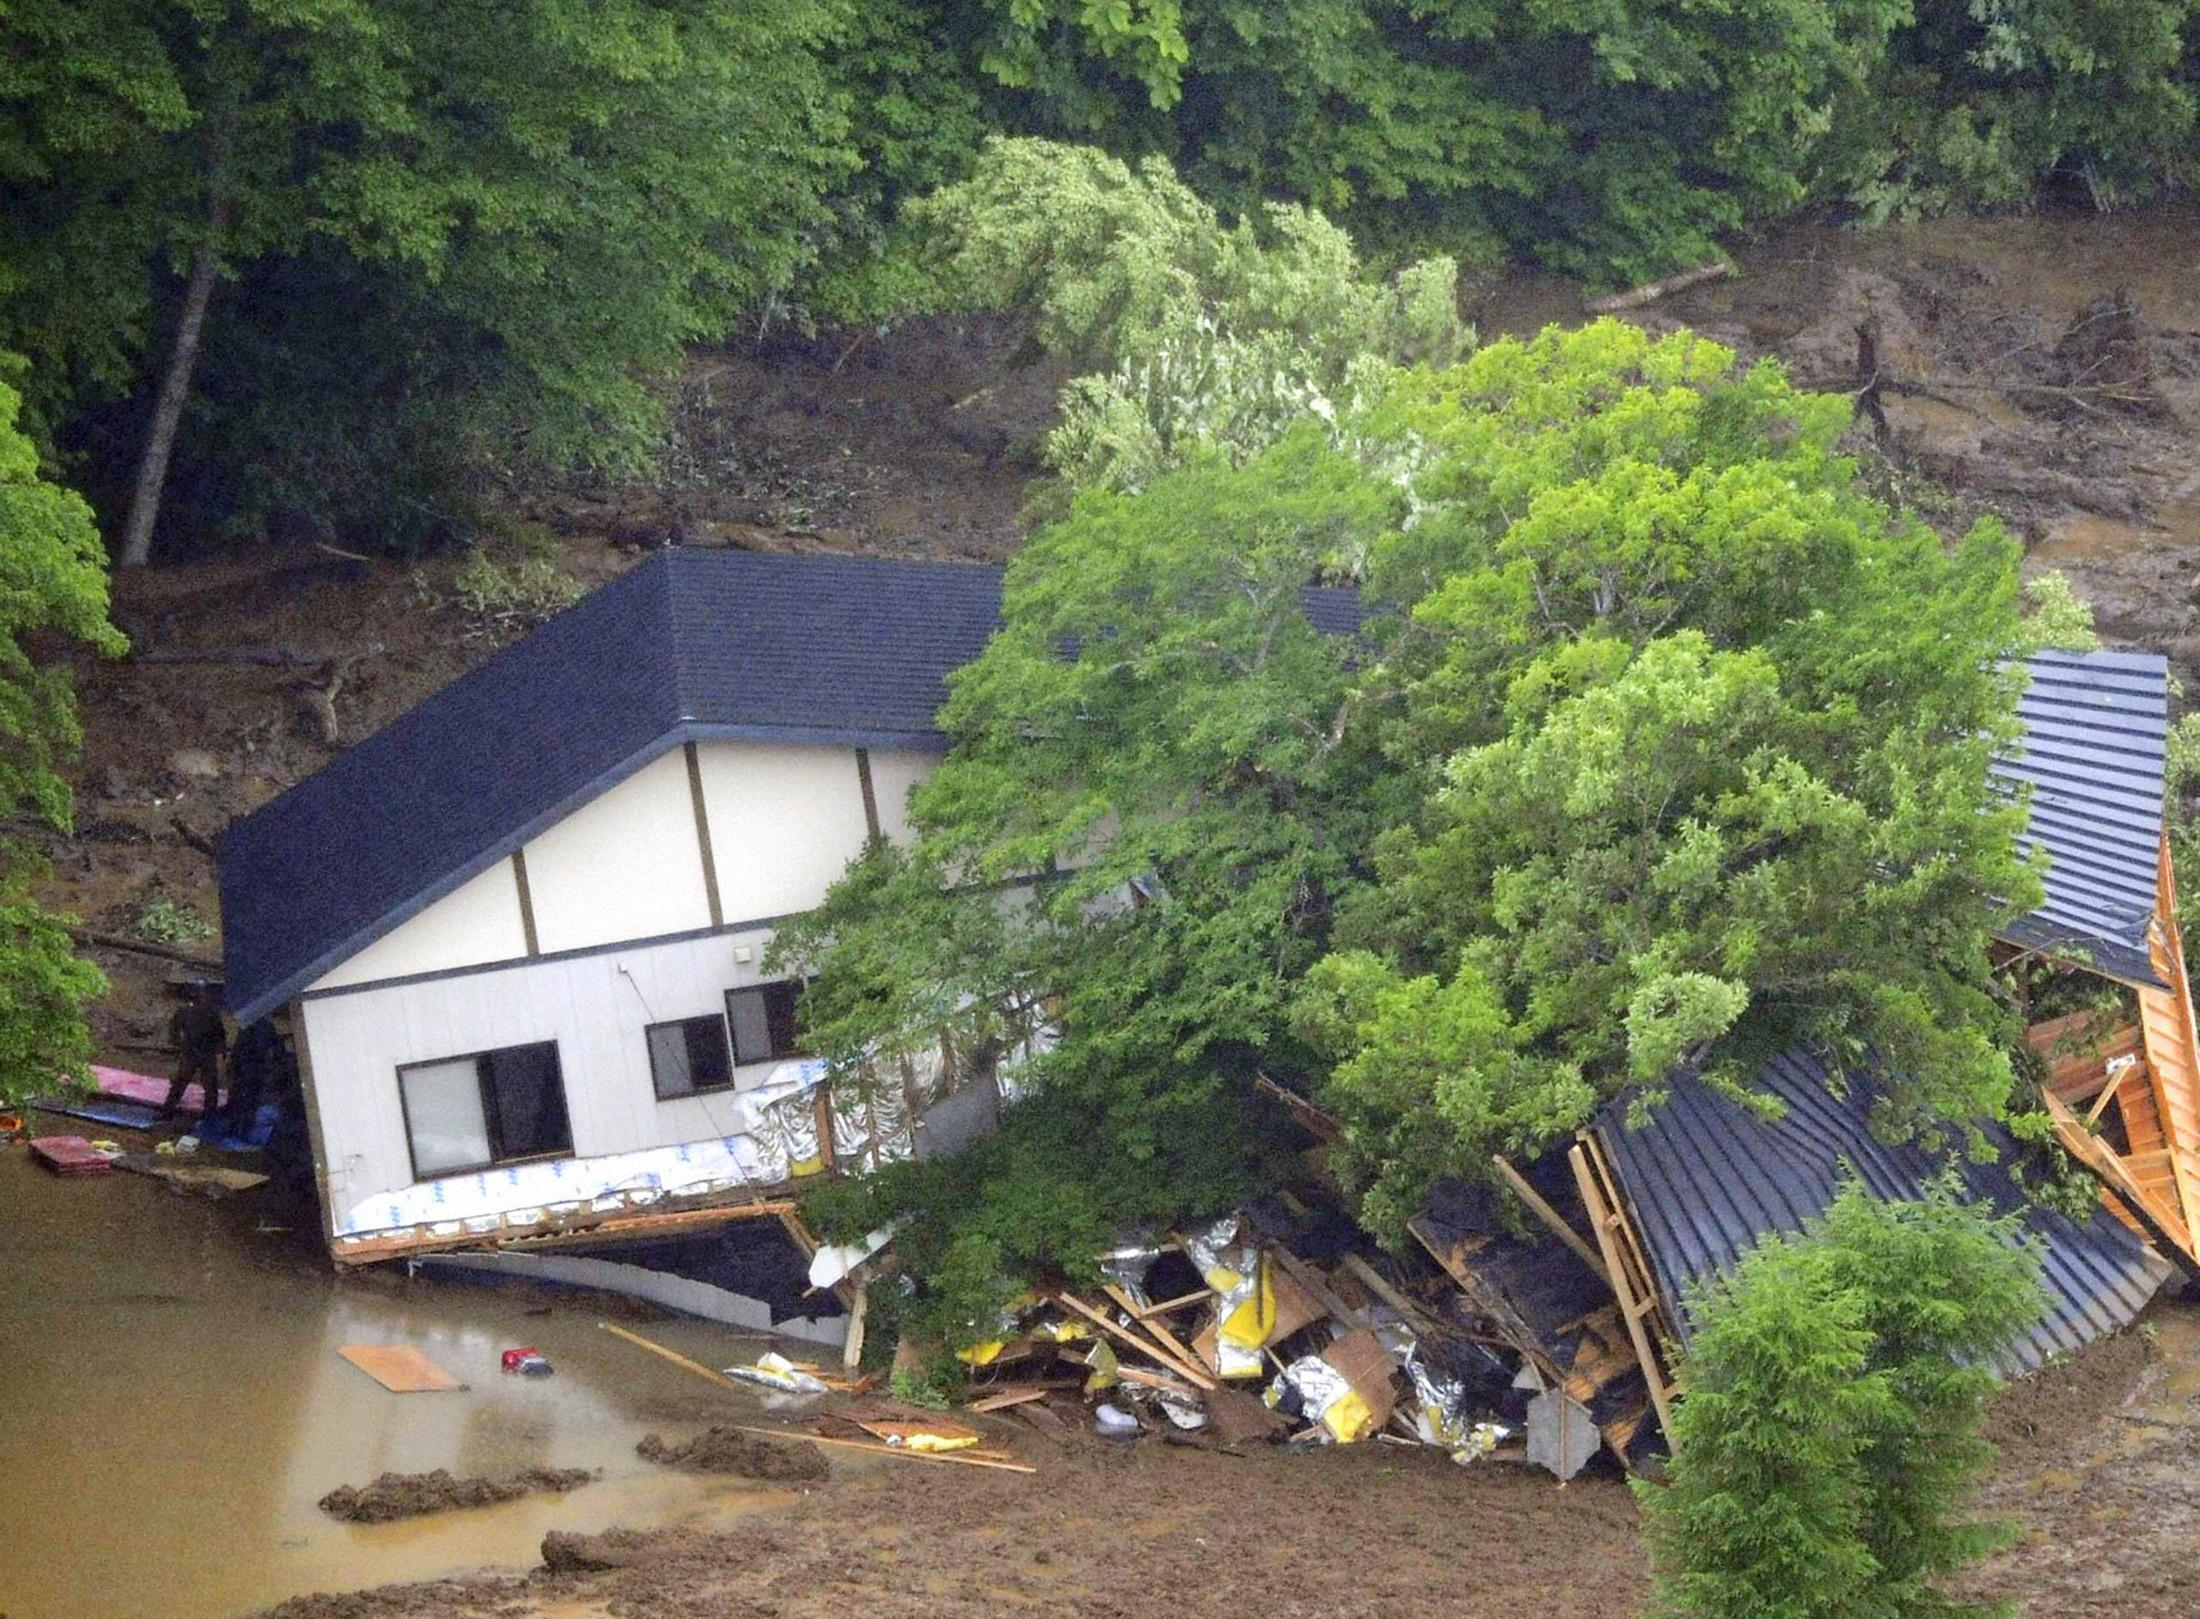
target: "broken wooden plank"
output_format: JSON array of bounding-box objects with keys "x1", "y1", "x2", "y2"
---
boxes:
[
  {"x1": 1105, "y1": 1283, "x2": 1210, "y2": 1376},
  {"x1": 1052, "y1": 1290, "x2": 1217, "y2": 1389},
  {"x1": 1336, "y1": 1252, "x2": 1444, "y2": 1336},
  {"x1": 598, "y1": 1320, "x2": 739, "y2": 1391},
  {"x1": 967, "y1": 1387, "x2": 1053, "y2": 1413},
  {"x1": 1567, "y1": 1141, "x2": 1676, "y2": 1441},
  {"x1": 338, "y1": 1344, "x2": 462, "y2": 1393}
]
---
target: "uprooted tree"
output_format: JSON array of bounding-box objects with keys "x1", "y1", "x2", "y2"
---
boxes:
[
  {"x1": 1640, "y1": 1181, "x2": 2045, "y2": 1619},
  {"x1": 777, "y1": 319, "x2": 2067, "y2": 1341},
  {"x1": 0, "y1": 361, "x2": 126, "y2": 1108}
]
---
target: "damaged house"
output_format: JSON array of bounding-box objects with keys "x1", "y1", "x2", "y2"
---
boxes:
[
  {"x1": 1421, "y1": 648, "x2": 2200, "y2": 1469},
  {"x1": 219, "y1": 552, "x2": 1020, "y2": 1332},
  {"x1": 223, "y1": 547, "x2": 2194, "y2": 1418}
]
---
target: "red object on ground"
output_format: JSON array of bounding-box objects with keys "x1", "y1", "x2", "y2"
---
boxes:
[
  {"x1": 93, "y1": 1063, "x2": 201, "y2": 1114},
  {"x1": 501, "y1": 1347, "x2": 543, "y2": 1373},
  {"x1": 30, "y1": 1136, "x2": 113, "y2": 1177}
]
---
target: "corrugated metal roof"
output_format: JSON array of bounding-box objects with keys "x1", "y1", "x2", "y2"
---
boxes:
[
  {"x1": 1996, "y1": 648, "x2": 2169, "y2": 986},
  {"x1": 219, "y1": 550, "x2": 1366, "y2": 1025},
  {"x1": 1594, "y1": 1047, "x2": 2169, "y2": 1373}
]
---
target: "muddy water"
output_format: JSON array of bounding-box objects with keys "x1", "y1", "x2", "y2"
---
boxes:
[{"x1": 0, "y1": 1148, "x2": 821, "y2": 1619}]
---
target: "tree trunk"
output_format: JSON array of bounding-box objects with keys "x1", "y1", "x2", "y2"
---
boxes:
[{"x1": 117, "y1": 204, "x2": 227, "y2": 569}]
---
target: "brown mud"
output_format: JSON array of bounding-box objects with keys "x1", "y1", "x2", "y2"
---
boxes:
[
  {"x1": 635, "y1": 1427, "x2": 830, "y2": 1481},
  {"x1": 318, "y1": 1468, "x2": 596, "y2": 1524},
  {"x1": 249, "y1": 1305, "x2": 2200, "y2": 1619}
]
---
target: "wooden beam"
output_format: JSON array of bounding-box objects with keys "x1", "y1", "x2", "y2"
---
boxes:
[
  {"x1": 1492, "y1": 1154, "x2": 1610, "y2": 1284},
  {"x1": 511, "y1": 849, "x2": 541, "y2": 957},
  {"x1": 1569, "y1": 1140, "x2": 1676, "y2": 1442},
  {"x1": 854, "y1": 748, "x2": 881, "y2": 842},
  {"x1": 684, "y1": 740, "x2": 724, "y2": 929},
  {"x1": 1103, "y1": 1283, "x2": 1210, "y2": 1379},
  {"x1": 599, "y1": 1320, "x2": 740, "y2": 1391},
  {"x1": 1337, "y1": 1252, "x2": 1445, "y2": 1337},
  {"x1": 1051, "y1": 1290, "x2": 1216, "y2": 1389}
]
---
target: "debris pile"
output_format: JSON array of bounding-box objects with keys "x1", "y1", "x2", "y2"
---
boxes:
[{"x1": 936, "y1": 1204, "x2": 1561, "y2": 1471}]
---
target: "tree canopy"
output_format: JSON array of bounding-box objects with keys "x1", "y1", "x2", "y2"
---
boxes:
[
  {"x1": 0, "y1": 361, "x2": 124, "y2": 1108},
  {"x1": 2, "y1": 0, "x2": 852, "y2": 554},
  {"x1": 782, "y1": 320, "x2": 2054, "y2": 1306},
  {"x1": 7, "y1": 4, "x2": 2198, "y2": 558}
]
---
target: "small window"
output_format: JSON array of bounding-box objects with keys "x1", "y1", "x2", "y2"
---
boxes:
[
  {"x1": 398, "y1": 1041, "x2": 571, "y2": 1179},
  {"x1": 725, "y1": 980, "x2": 806, "y2": 1066},
  {"x1": 647, "y1": 1014, "x2": 735, "y2": 1100}
]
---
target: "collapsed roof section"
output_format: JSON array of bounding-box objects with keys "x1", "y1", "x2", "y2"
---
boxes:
[
  {"x1": 1587, "y1": 1048, "x2": 2171, "y2": 1377},
  {"x1": 1996, "y1": 649, "x2": 2171, "y2": 987}
]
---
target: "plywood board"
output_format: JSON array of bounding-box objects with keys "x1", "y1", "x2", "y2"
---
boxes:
[{"x1": 339, "y1": 1344, "x2": 463, "y2": 1393}]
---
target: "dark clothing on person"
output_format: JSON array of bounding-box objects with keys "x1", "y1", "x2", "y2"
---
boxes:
[
  {"x1": 225, "y1": 1019, "x2": 289, "y2": 1127},
  {"x1": 166, "y1": 996, "x2": 227, "y2": 1118}
]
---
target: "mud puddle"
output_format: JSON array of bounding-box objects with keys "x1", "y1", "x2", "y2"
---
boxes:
[{"x1": 0, "y1": 1146, "x2": 825, "y2": 1619}]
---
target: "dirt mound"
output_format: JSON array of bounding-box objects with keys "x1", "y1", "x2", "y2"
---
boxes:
[
  {"x1": 635, "y1": 1425, "x2": 828, "y2": 1481},
  {"x1": 317, "y1": 1466, "x2": 594, "y2": 1523},
  {"x1": 541, "y1": 1526, "x2": 705, "y2": 1573},
  {"x1": 250, "y1": 1576, "x2": 524, "y2": 1618}
]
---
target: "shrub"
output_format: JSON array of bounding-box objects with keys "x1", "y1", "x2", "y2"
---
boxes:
[{"x1": 1641, "y1": 1181, "x2": 2044, "y2": 1619}]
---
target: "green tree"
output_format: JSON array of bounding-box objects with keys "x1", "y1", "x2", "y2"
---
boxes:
[
  {"x1": 1311, "y1": 321, "x2": 2038, "y2": 1231},
  {"x1": 0, "y1": 364, "x2": 125, "y2": 1107},
  {"x1": 1826, "y1": 0, "x2": 2197, "y2": 218},
  {"x1": 0, "y1": 0, "x2": 852, "y2": 557},
  {"x1": 1641, "y1": 1182, "x2": 2044, "y2": 1619},
  {"x1": 788, "y1": 321, "x2": 2042, "y2": 1312},
  {"x1": 774, "y1": 429, "x2": 1400, "y2": 1315},
  {"x1": 914, "y1": 138, "x2": 1467, "y2": 492}
]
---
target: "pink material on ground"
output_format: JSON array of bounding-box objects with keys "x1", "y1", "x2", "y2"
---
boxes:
[
  {"x1": 30, "y1": 1136, "x2": 113, "y2": 1176},
  {"x1": 94, "y1": 1063, "x2": 199, "y2": 1113}
]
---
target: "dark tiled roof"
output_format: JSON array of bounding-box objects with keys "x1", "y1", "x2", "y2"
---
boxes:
[
  {"x1": 220, "y1": 551, "x2": 1366, "y2": 1024},
  {"x1": 1996, "y1": 649, "x2": 2170, "y2": 986},
  {"x1": 220, "y1": 551, "x2": 1006, "y2": 1022},
  {"x1": 1594, "y1": 1048, "x2": 2169, "y2": 1373}
]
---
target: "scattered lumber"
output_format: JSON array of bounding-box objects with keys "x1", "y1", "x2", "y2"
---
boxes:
[{"x1": 598, "y1": 1321, "x2": 741, "y2": 1391}]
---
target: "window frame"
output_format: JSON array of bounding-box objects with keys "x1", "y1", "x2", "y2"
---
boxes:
[
  {"x1": 645, "y1": 1012, "x2": 738, "y2": 1102},
  {"x1": 395, "y1": 1039, "x2": 573, "y2": 1182},
  {"x1": 724, "y1": 979, "x2": 808, "y2": 1067}
]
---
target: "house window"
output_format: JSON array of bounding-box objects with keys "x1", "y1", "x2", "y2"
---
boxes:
[
  {"x1": 725, "y1": 980, "x2": 806, "y2": 1066},
  {"x1": 398, "y1": 1041, "x2": 572, "y2": 1178},
  {"x1": 647, "y1": 1014, "x2": 735, "y2": 1100}
]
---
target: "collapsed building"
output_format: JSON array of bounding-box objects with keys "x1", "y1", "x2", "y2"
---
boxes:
[{"x1": 219, "y1": 552, "x2": 2194, "y2": 1452}]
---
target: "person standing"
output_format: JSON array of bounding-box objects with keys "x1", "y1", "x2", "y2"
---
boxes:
[{"x1": 164, "y1": 979, "x2": 227, "y2": 1122}]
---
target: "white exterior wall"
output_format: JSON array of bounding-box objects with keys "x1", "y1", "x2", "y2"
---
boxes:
[
  {"x1": 294, "y1": 735, "x2": 951, "y2": 1236},
  {"x1": 300, "y1": 923, "x2": 794, "y2": 1218},
  {"x1": 693, "y1": 741, "x2": 873, "y2": 920},
  {"x1": 310, "y1": 859, "x2": 529, "y2": 991},
  {"x1": 866, "y1": 747, "x2": 937, "y2": 846},
  {"x1": 523, "y1": 748, "x2": 713, "y2": 952}
]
